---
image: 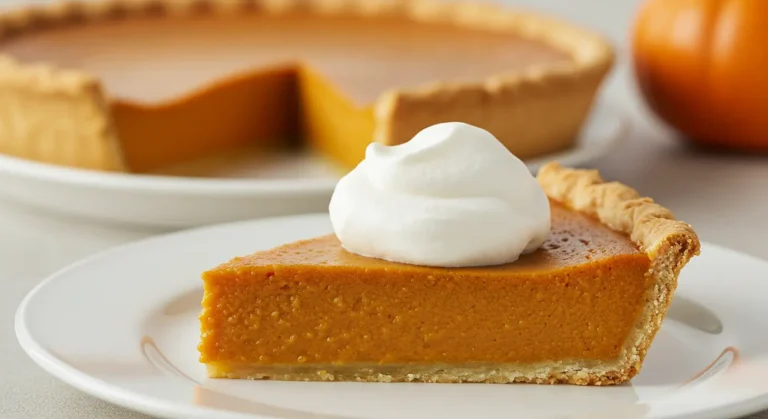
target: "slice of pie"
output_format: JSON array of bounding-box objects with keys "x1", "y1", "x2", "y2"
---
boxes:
[
  {"x1": 0, "y1": 0, "x2": 613, "y2": 173},
  {"x1": 199, "y1": 163, "x2": 700, "y2": 385}
]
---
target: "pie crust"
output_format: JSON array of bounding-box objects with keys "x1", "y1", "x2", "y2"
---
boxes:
[
  {"x1": 534, "y1": 162, "x2": 701, "y2": 384},
  {"x1": 0, "y1": 0, "x2": 614, "y2": 171}
]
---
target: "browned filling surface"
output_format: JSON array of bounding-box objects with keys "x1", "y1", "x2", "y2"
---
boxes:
[
  {"x1": 0, "y1": 12, "x2": 572, "y2": 105},
  {"x1": 200, "y1": 202, "x2": 651, "y2": 367}
]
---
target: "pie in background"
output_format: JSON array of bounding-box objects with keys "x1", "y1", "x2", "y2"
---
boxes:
[{"x1": 0, "y1": 0, "x2": 613, "y2": 173}]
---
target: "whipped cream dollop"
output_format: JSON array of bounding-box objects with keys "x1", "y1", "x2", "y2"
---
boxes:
[{"x1": 329, "y1": 122, "x2": 551, "y2": 267}]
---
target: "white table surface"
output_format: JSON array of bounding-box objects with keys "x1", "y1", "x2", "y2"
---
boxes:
[{"x1": 1, "y1": 0, "x2": 767, "y2": 418}]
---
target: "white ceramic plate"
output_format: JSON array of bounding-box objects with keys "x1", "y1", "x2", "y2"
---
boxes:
[
  {"x1": 15, "y1": 214, "x2": 768, "y2": 419},
  {"x1": 0, "y1": 102, "x2": 626, "y2": 230}
]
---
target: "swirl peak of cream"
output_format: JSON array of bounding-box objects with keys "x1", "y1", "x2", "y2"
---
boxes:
[{"x1": 328, "y1": 122, "x2": 551, "y2": 267}]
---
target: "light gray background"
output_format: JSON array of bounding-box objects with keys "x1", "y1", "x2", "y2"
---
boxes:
[{"x1": 1, "y1": 0, "x2": 767, "y2": 418}]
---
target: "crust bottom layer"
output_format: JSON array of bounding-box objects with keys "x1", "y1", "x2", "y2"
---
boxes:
[{"x1": 205, "y1": 360, "x2": 636, "y2": 386}]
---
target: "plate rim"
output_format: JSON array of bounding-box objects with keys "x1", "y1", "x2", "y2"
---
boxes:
[
  {"x1": 14, "y1": 214, "x2": 330, "y2": 419},
  {"x1": 19, "y1": 213, "x2": 768, "y2": 419},
  {"x1": 0, "y1": 153, "x2": 339, "y2": 196},
  {"x1": 0, "y1": 101, "x2": 628, "y2": 197}
]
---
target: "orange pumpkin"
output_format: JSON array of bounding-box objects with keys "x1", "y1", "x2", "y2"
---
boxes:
[{"x1": 632, "y1": 0, "x2": 768, "y2": 151}]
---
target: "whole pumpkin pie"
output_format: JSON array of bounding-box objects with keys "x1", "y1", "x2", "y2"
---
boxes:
[
  {"x1": 0, "y1": 0, "x2": 612, "y2": 173},
  {"x1": 199, "y1": 162, "x2": 700, "y2": 385}
]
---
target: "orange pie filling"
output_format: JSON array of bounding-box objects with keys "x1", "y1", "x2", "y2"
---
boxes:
[
  {"x1": 199, "y1": 203, "x2": 652, "y2": 379},
  {"x1": 0, "y1": 11, "x2": 572, "y2": 172}
]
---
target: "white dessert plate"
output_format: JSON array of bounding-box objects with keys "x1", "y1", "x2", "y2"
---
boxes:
[
  {"x1": 0, "y1": 101, "x2": 626, "y2": 230},
  {"x1": 15, "y1": 213, "x2": 768, "y2": 419}
]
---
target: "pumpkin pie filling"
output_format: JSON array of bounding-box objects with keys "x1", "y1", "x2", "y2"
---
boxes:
[
  {"x1": 200, "y1": 203, "x2": 651, "y2": 373},
  {"x1": 0, "y1": 10, "x2": 573, "y2": 172}
]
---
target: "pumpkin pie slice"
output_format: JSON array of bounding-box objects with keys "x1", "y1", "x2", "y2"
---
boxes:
[
  {"x1": 0, "y1": 0, "x2": 612, "y2": 173},
  {"x1": 199, "y1": 163, "x2": 700, "y2": 385}
]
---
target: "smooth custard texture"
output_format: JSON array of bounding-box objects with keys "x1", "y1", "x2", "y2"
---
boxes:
[
  {"x1": 0, "y1": 12, "x2": 572, "y2": 171},
  {"x1": 0, "y1": 13, "x2": 571, "y2": 104},
  {"x1": 200, "y1": 202, "x2": 652, "y2": 370}
]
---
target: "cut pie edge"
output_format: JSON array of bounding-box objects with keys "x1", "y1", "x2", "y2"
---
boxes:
[
  {"x1": 0, "y1": 56, "x2": 125, "y2": 171},
  {"x1": 0, "y1": 0, "x2": 614, "y2": 171}
]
